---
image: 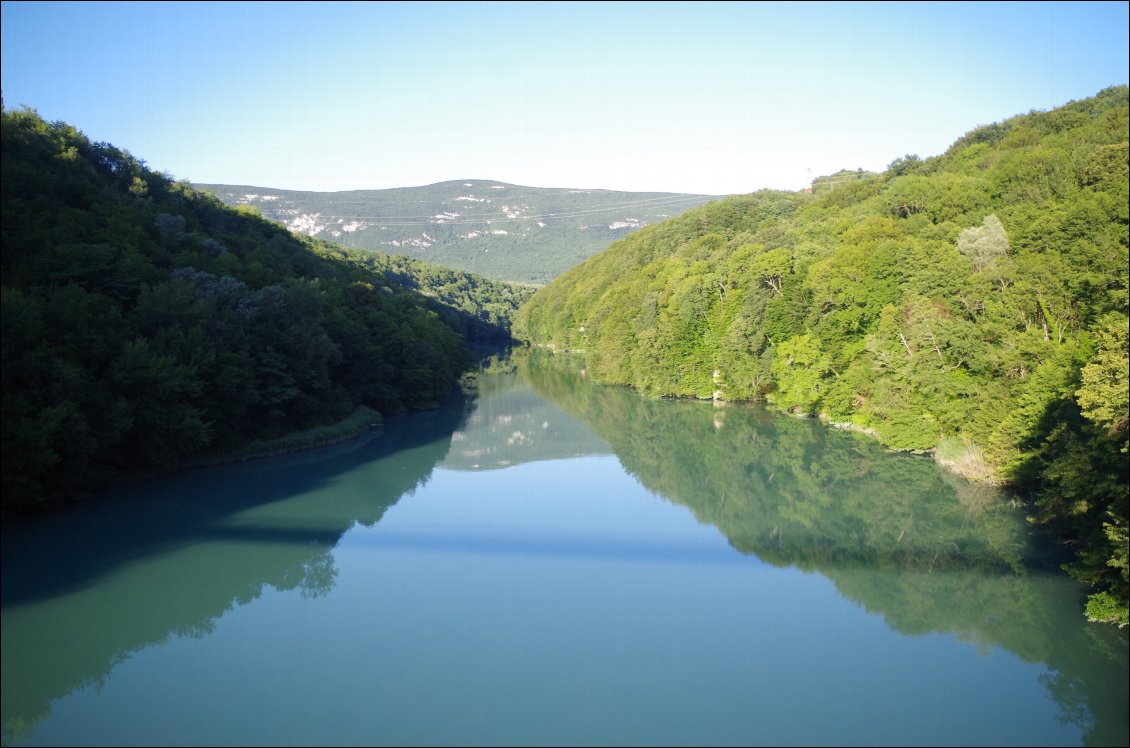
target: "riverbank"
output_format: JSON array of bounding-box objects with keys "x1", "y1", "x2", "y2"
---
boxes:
[
  {"x1": 194, "y1": 406, "x2": 384, "y2": 467},
  {"x1": 529, "y1": 344, "x2": 1006, "y2": 485}
]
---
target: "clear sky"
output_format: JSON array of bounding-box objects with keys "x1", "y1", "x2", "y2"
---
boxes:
[{"x1": 2, "y1": 1, "x2": 1127, "y2": 195}]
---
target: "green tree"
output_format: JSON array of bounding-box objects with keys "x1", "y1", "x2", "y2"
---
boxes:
[
  {"x1": 1076, "y1": 314, "x2": 1130, "y2": 446},
  {"x1": 770, "y1": 332, "x2": 830, "y2": 414}
]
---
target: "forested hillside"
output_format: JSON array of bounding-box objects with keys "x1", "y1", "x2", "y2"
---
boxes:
[
  {"x1": 197, "y1": 181, "x2": 716, "y2": 284},
  {"x1": 0, "y1": 108, "x2": 528, "y2": 518},
  {"x1": 516, "y1": 87, "x2": 1129, "y2": 624}
]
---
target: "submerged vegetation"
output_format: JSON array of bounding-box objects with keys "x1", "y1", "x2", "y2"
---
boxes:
[
  {"x1": 516, "y1": 87, "x2": 1130, "y2": 624},
  {"x1": 0, "y1": 107, "x2": 530, "y2": 518}
]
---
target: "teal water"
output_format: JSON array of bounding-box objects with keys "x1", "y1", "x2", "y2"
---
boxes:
[{"x1": 2, "y1": 352, "x2": 1127, "y2": 746}]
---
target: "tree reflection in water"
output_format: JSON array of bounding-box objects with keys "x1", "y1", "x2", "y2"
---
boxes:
[{"x1": 520, "y1": 348, "x2": 1128, "y2": 747}]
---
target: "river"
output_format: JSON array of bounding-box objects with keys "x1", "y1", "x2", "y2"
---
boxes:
[{"x1": 2, "y1": 350, "x2": 1126, "y2": 746}]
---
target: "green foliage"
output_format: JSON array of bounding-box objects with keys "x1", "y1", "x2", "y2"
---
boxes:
[
  {"x1": 770, "y1": 332, "x2": 830, "y2": 413},
  {"x1": 196, "y1": 181, "x2": 718, "y2": 285},
  {"x1": 312, "y1": 242, "x2": 535, "y2": 341},
  {"x1": 1085, "y1": 591, "x2": 1128, "y2": 627},
  {"x1": 886, "y1": 154, "x2": 923, "y2": 176},
  {"x1": 1076, "y1": 313, "x2": 1130, "y2": 446},
  {"x1": 521, "y1": 348, "x2": 1032, "y2": 578},
  {"x1": 515, "y1": 86, "x2": 1130, "y2": 622},
  {"x1": 0, "y1": 107, "x2": 528, "y2": 517},
  {"x1": 521, "y1": 350, "x2": 1129, "y2": 742},
  {"x1": 881, "y1": 173, "x2": 991, "y2": 222},
  {"x1": 207, "y1": 406, "x2": 383, "y2": 464},
  {"x1": 810, "y1": 168, "x2": 878, "y2": 194}
]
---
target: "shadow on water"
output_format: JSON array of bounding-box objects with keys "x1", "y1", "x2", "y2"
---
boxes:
[
  {"x1": 520, "y1": 349, "x2": 1129, "y2": 748},
  {"x1": 2, "y1": 350, "x2": 1127, "y2": 746},
  {"x1": 1, "y1": 389, "x2": 472, "y2": 742},
  {"x1": 0, "y1": 351, "x2": 609, "y2": 743},
  {"x1": 1, "y1": 392, "x2": 472, "y2": 608}
]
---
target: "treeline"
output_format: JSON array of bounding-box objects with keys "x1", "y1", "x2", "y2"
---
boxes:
[
  {"x1": 515, "y1": 87, "x2": 1129, "y2": 624},
  {"x1": 521, "y1": 350, "x2": 1030, "y2": 574},
  {"x1": 0, "y1": 108, "x2": 527, "y2": 518},
  {"x1": 315, "y1": 245, "x2": 535, "y2": 340}
]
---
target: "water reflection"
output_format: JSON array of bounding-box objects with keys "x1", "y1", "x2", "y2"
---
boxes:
[
  {"x1": 2, "y1": 352, "x2": 1127, "y2": 746},
  {"x1": 440, "y1": 356, "x2": 610, "y2": 471},
  {"x1": 520, "y1": 349, "x2": 1129, "y2": 747},
  {"x1": 1, "y1": 398, "x2": 468, "y2": 743}
]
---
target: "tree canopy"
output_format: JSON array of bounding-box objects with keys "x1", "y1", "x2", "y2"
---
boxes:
[
  {"x1": 515, "y1": 86, "x2": 1130, "y2": 624},
  {"x1": 1, "y1": 107, "x2": 529, "y2": 517}
]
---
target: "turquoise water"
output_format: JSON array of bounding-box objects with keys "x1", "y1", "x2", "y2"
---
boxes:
[{"x1": 2, "y1": 354, "x2": 1126, "y2": 746}]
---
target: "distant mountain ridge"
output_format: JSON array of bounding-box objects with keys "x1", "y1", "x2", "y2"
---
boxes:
[{"x1": 195, "y1": 180, "x2": 720, "y2": 284}]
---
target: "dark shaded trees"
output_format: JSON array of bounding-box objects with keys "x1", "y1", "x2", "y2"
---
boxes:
[{"x1": 1, "y1": 107, "x2": 528, "y2": 517}]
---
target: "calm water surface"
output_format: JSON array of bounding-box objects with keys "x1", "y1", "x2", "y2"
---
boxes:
[{"x1": 2, "y1": 352, "x2": 1127, "y2": 746}]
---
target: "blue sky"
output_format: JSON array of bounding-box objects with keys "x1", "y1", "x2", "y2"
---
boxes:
[{"x1": 2, "y1": 1, "x2": 1127, "y2": 194}]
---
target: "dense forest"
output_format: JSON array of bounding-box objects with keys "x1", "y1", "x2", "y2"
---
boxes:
[
  {"x1": 0, "y1": 107, "x2": 531, "y2": 518},
  {"x1": 515, "y1": 87, "x2": 1129, "y2": 624}
]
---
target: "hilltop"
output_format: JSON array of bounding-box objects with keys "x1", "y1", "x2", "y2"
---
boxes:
[{"x1": 195, "y1": 180, "x2": 719, "y2": 285}]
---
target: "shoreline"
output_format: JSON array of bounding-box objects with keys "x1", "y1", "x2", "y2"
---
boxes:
[
  {"x1": 0, "y1": 406, "x2": 386, "y2": 524},
  {"x1": 531, "y1": 345, "x2": 1004, "y2": 486},
  {"x1": 193, "y1": 406, "x2": 384, "y2": 468}
]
